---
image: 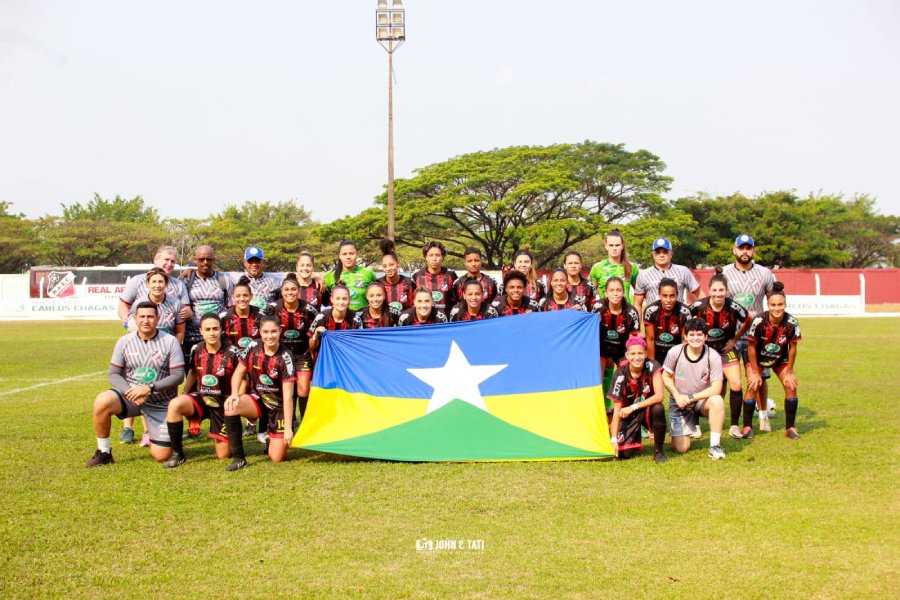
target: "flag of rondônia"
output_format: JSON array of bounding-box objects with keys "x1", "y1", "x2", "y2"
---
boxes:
[{"x1": 294, "y1": 310, "x2": 613, "y2": 461}]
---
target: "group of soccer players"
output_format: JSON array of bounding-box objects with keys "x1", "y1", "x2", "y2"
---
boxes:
[{"x1": 86, "y1": 231, "x2": 802, "y2": 469}]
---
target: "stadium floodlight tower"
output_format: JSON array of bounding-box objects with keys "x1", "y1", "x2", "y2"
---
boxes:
[{"x1": 375, "y1": 0, "x2": 405, "y2": 241}]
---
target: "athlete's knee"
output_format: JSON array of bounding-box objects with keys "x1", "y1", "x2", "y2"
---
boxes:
[
  {"x1": 708, "y1": 395, "x2": 724, "y2": 410},
  {"x1": 150, "y1": 445, "x2": 172, "y2": 462},
  {"x1": 93, "y1": 391, "x2": 119, "y2": 415}
]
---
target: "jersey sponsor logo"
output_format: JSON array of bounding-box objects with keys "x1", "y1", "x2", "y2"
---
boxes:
[
  {"x1": 399, "y1": 294, "x2": 408, "y2": 302},
  {"x1": 765, "y1": 343, "x2": 781, "y2": 353},
  {"x1": 432, "y1": 291, "x2": 443, "y2": 302},
  {"x1": 659, "y1": 332, "x2": 674, "y2": 342},
  {"x1": 606, "y1": 331, "x2": 619, "y2": 340},
  {"x1": 390, "y1": 301, "x2": 403, "y2": 312},
  {"x1": 734, "y1": 292, "x2": 754, "y2": 308},
  {"x1": 260, "y1": 374, "x2": 274, "y2": 385},
  {"x1": 708, "y1": 327, "x2": 724, "y2": 338},
  {"x1": 201, "y1": 374, "x2": 218, "y2": 386},
  {"x1": 196, "y1": 301, "x2": 218, "y2": 315},
  {"x1": 239, "y1": 337, "x2": 253, "y2": 348},
  {"x1": 285, "y1": 329, "x2": 300, "y2": 339},
  {"x1": 251, "y1": 297, "x2": 267, "y2": 310},
  {"x1": 134, "y1": 367, "x2": 157, "y2": 383}
]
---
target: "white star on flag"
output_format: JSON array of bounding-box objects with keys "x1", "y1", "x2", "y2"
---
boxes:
[{"x1": 407, "y1": 341, "x2": 508, "y2": 414}]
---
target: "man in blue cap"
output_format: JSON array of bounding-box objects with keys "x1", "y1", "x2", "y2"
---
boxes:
[
  {"x1": 235, "y1": 245, "x2": 284, "y2": 311},
  {"x1": 722, "y1": 234, "x2": 776, "y2": 437}
]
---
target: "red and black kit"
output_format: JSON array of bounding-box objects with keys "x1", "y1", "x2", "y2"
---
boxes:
[
  {"x1": 448, "y1": 302, "x2": 498, "y2": 322},
  {"x1": 380, "y1": 275, "x2": 416, "y2": 316},
  {"x1": 567, "y1": 277, "x2": 596, "y2": 309},
  {"x1": 269, "y1": 299, "x2": 318, "y2": 356},
  {"x1": 747, "y1": 311, "x2": 801, "y2": 368},
  {"x1": 353, "y1": 309, "x2": 397, "y2": 329},
  {"x1": 690, "y1": 297, "x2": 750, "y2": 352},
  {"x1": 187, "y1": 343, "x2": 242, "y2": 441},
  {"x1": 453, "y1": 275, "x2": 498, "y2": 304},
  {"x1": 490, "y1": 296, "x2": 540, "y2": 316},
  {"x1": 219, "y1": 305, "x2": 262, "y2": 353},
  {"x1": 606, "y1": 359, "x2": 662, "y2": 451},
  {"x1": 309, "y1": 309, "x2": 359, "y2": 336},
  {"x1": 594, "y1": 300, "x2": 641, "y2": 362},
  {"x1": 397, "y1": 307, "x2": 449, "y2": 326},
  {"x1": 412, "y1": 268, "x2": 458, "y2": 315},
  {"x1": 643, "y1": 300, "x2": 692, "y2": 362},
  {"x1": 240, "y1": 341, "x2": 297, "y2": 437},
  {"x1": 523, "y1": 279, "x2": 546, "y2": 303},
  {"x1": 298, "y1": 284, "x2": 325, "y2": 311},
  {"x1": 539, "y1": 294, "x2": 583, "y2": 312}
]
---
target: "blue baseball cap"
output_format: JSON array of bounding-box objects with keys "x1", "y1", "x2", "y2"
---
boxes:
[
  {"x1": 244, "y1": 246, "x2": 265, "y2": 261},
  {"x1": 652, "y1": 238, "x2": 672, "y2": 252},
  {"x1": 734, "y1": 234, "x2": 755, "y2": 248}
]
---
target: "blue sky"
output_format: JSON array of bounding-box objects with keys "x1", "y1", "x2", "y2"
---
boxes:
[{"x1": 1, "y1": 0, "x2": 897, "y2": 223}]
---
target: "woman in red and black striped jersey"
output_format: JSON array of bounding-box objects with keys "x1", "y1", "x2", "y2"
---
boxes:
[
  {"x1": 512, "y1": 249, "x2": 546, "y2": 302},
  {"x1": 643, "y1": 277, "x2": 691, "y2": 363},
  {"x1": 308, "y1": 285, "x2": 357, "y2": 354},
  {"x1": 746, "y1": 282, "x2": 802, "y2": 440},
  {"x1": 269, "y1": 273, "x2": 319, "y2": 422},
  {"x1": 163, "y1": 313, "x2": 243, "y2": 468},
  {"x1": 219, "y1": 276, "x2": 262, "y2": 354},
  {"x1": 223, "y1": 314, "x2": 296, "y2": 470},
  {"x1": 399, "y1": 288, "x2": 449, "y2": 326},
  {"x1": 378, "y1": 239, "x2": 415, "y2": 318},
  {"x1": 593, "y1": 277, "x2": 640, "y2": 416},
  {"x1": 452, "y1": 247, "x2": 498, "y2": 304},
  {"x1": 354, "y1": 281, "x2": 397, "y2": 328},
  {"x1": 539, "y1": 268, "x2": 586, "y2": 312},
  {"x1": 449, "y1": 278, "x2": 498, "y2": 321},
  {"x1": 491, "y1": 270, "x2": 540, "y2": 316},
  {"x1": 412, "y1": 241, "x2": 457, "y2": 317},
  {"x1": 690, "y1": 268, "x2": 753, "y2": 439},
  {"x1": 562, "y1": 251, "x2": 595, "y2": 309}
]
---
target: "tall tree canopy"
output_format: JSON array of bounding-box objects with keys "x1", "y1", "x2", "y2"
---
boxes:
[{"x1": 321, "y1": 141, "x2": 672, "y2": 268}]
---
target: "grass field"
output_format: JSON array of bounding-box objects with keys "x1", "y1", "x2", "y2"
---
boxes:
[{"x1": 1, "y1": 318, "x2": 898, "y2": 599}]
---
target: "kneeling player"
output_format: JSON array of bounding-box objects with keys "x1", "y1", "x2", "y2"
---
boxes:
[
  {"x1": 222, "y1": 314, "x2": 296, "y2": 471},
  {"x1": 608, "y1": 337, "x2": 667, "y2": 463},
  {"x1": 86, "y1": 302, "x2": 185, "y2": 467},
  {"x1": 662, "y1": 318, "x2": 727, "y2": 460},
  {"x1": 162, "y1": 314, "x2": 243, "y2": 468}
]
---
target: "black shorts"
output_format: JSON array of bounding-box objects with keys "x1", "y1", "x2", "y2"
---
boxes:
[
  {"x1": 614, "y1": 405, "x2": 646, "y2": 452},
  {"x1": 294, "y1": 350, "x2": 313, "y2": 376},
  {"x1": 186, "y1": 393, "x2": 227, "y2": 442},
  {"x1": 247, "y1": 393, "x2": 287, "y2": 438}
]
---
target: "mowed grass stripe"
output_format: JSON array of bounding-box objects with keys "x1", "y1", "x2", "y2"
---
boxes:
[{"x1": 0, "y1": 318, "x2": 897, "y2": 598}]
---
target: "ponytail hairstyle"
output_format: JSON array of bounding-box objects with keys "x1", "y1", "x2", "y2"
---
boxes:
[
  {"x1": 281, "y1": 272, "x2": 300, "y2": 292},
  {"x1": 606, "y1": 228, "x2": 632, "y2": 281},
  {"x1": 258, "y1": 313, "x2": 281, "y2": 330},
  {"x1": 461, "y1": 277, "x2": 484, "y2": 294},
  {"x1": 709, "y1": 266, "x2": 729, "y2": 291},
  {"x1": 334, "y1": 240, "x2": 358, "y2": 285},
  {"x1": 199, "y1": 312, "x2": 223, "y2": 328},
  {"x1": 604, "y1": 276, "x2": 628, "y2": 308},
  {"x1": 767, "y1": 281, "x2": 786, "y2": 301},
  {"x1": 512, "y1": 248, "x2": 538, "y2": 286},
  {"x1": 379, "y1": 238, "x2": 399, "y2": 262},
  {"x1": 235, "y1": 275, "x2": 252, "y2": 295},
  {"x1": 657, "y1": 277, "x2": 678, "y2": 294}
]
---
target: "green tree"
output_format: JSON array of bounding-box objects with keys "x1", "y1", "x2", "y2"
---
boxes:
[
  {"x1": 0, "y1": 202, "x2": 38, "y2": 273},
  {"x1": 34, "y1": 218, "x2": 168, "y2": 266},
  {"x1": 61, "y1": 193, "x2": 160, "y2": 224},
  {"x1": 322, "y1": 141, "x2": 671, "y2": 269}
]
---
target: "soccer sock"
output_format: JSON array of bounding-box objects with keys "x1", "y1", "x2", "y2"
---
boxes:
[
  {"x1": 97, "y1": 437, "x2": 111, "y2": 453},
  {"x1": 784, "y1": 397, "x2": 798, "y2": 429},
  {"x1": 729, "y1": 389, "x2": 742, "y2": 427},
  {"x1": 710, "y1": 432, "x2": 721, "y2": 447},
  {"x1": 650, "y1": 404, "x2": 666, "y2": 453},
  {"x1": 743, "y1": 398, "x2": 756, "y2": 428},
  {"x1": 225, "y1": 415, "x2": 246, "y2": 460},
  {"x1": 167, "y1": 421, "x2": 184, "y2": 455}
]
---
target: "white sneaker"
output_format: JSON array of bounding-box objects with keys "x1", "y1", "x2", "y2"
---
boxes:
[
  {"x1": 709, "y1": 445, "x2": 726, "y2": 460},
  {"x1": 759, "y1": 412, "x2": 771, "y2": 432},
  {"x1": 729, "y1": 425, "x2": 743, "y2": 439},
  {"x1": 691, "y1": 423, "x2": 703, "y2": 439},
  {"x1": 257, "y1": 433, "x2": 268, "y2": 445}
]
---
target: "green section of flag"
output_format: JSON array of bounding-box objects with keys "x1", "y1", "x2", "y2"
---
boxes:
[{"x1": 303, "y1": 399, "x2": 610, "y2": 462}]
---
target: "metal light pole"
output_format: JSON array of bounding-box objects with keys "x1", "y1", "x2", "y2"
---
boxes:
[{"x1": 376, "y1": 0, "x2": 405, "y2": 241}]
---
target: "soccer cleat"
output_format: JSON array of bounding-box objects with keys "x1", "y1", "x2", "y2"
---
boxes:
[
  {"x1": 691, "y1": 423, "x2": 703, "y2": 439},
  {"x1": 85, "y1": 449, "x2": 114, "y2": 468},
  {"x1": 243, "y1": 421, "x2": 257, "y2": 437},
  {"x1": 120, "y1": 427, "x2": 135, "y2": 444},
  {"x1": 257, "y1": 432, "x2": 268, "y2": 445},
  {"x1": 139, "y1": 433, "x2": 151, "y2": 447},
  {"x1": 759, "y1": 412, "x2": 772, "y2": 432},
  {"x1": 163, "y1": 452, "x2": 186, "y2": 469},
  {"x1": 785, "y1": 428, "x2": 801, "y2": 440},
  {"x1": 653, "y1": 451, "x2": 667, "y2": 464},
  {"x1": 187, "y1": 419, "x2": 201, "y2": 438},
  {"x1": 708, "y1": 445, "x2": 726, "y2": 460},
  {"x1": 226, "y1": 458, "x2": 248, "y2": 472},
  {"x1": 741, "y1": 426, "x2": 754, "y2": 439},
  {"x1": 729, "y1": 425, "x2": 743, "y2": 439}
]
